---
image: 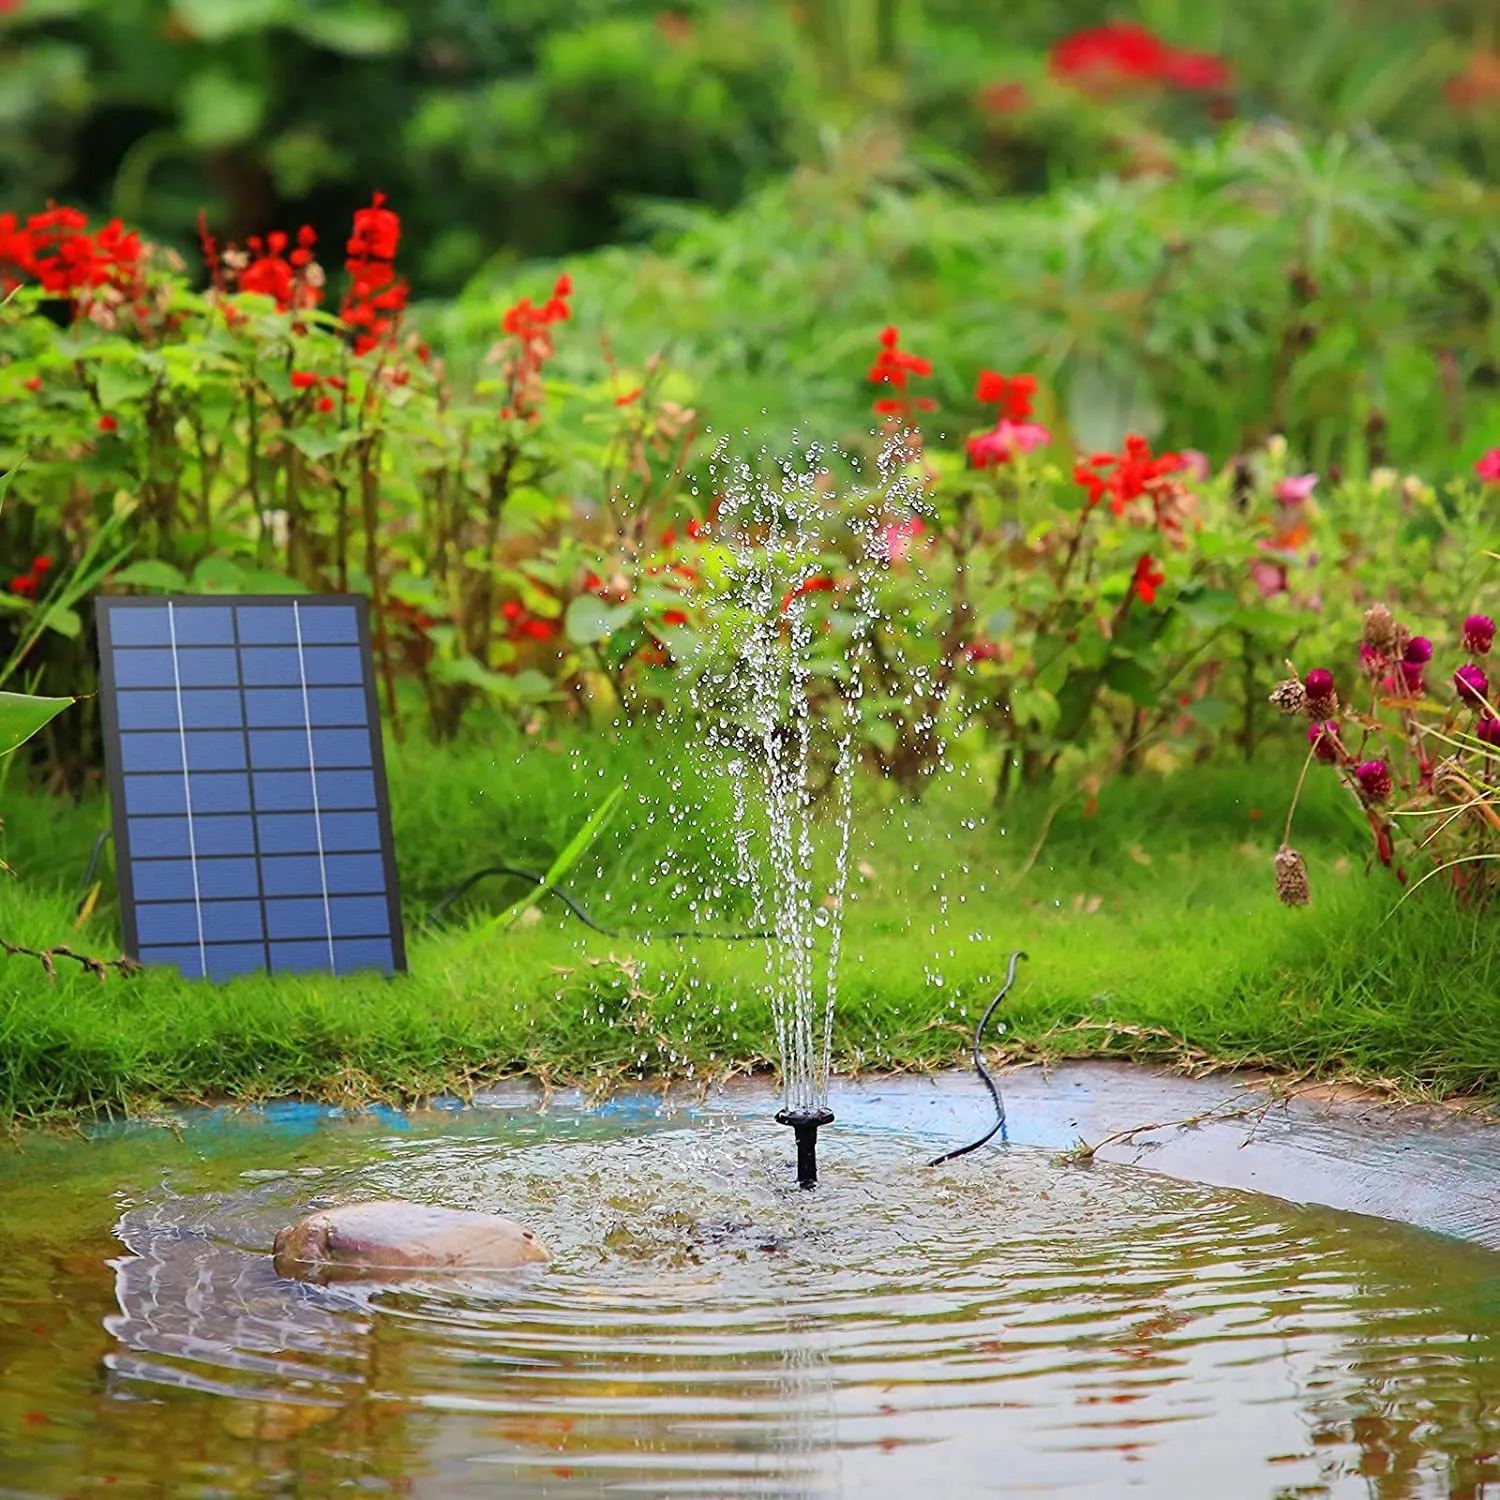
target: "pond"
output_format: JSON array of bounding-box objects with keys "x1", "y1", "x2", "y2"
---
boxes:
[{"x1": 5, "y1": 1075, "x2": 1500, "y2": 1498}]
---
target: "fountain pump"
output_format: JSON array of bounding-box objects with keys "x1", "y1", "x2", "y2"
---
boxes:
[{"x1": 776, "y1": 1109, "x2": 834, "y2": 1188}]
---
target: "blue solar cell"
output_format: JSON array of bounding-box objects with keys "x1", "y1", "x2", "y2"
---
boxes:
[
  {"x1": 334, "y1": 939, "x2": 394, "y2": 973},
  {"x1": 247, "y1": 730, "x2": 311, "y2": 769},
  {"x1": 328, "y1": 896, "x2": 389, "y2": 938},
  {"x1": 260, "y1": 855, "x2": 327, "y2": 897},
  {"x1": 124, "y1": 776, "x2": 187, "y2": 816},
  {"x1": 319, "y1": 812, "x2": 383, "y2": 851},
  {"x1": 175, "y1": 648, "x2": 241, "y2": 688},
  {"x1": 315, "y1": 769, "x2": 377, "y2": 810},
  {"x1": 195, "y1": 859, "x2": 262, "y2": 900},
  {"x1": 255, "y1": 815, "x2": 322, "y2": 854},
  {"x1": 253, "y1": 771, "x2": 315, "y2": 812},
  {"x1": 192, "y1": 816, "x2": 257, "y2": 857},
  {"x1": 301, "y1": 647, "x2": 364, "y2": 685},
  {"x1": 168, "y1": 607, "x2": 236, "y2": 645},
  {"x1": 100, "y1": 595, "x2": 403, "y2": 981},
  {"x1": 113, "y1": 650, "x2": 178, "y2": 688},
  {"x1": 265, "y1": 898, "x2": 332, "y2": 941},
  {"x1": 296, "y1": 606, "x2": 360, "y2": 644},
  {"x1": 269, "y1": 940, "x2": 337, "y2": 974},
  {"x1": 132, "y1": 858, "x2": 260, "y2": 903},
  {"x1": 312, "y1": 729, "x2": 372, "y2": 767},
  {"x1": 109, "y1": 608, "x2": 173, "y2": 647},
  {"x1": 184, "y1": 732, "x2": 248, "y2": 772},
  {"x1": 325, "y1": 853, "x2": 385, "y2": 892},
  {"x1": 119, "y1": 733, "x2": 185, "y2": 774},
  {"x1": 239, "y1": 648, "x2": 305, "y2": 687},
  {"x1": 203, "y1": 945, "x2": 273, "y2": 981},
  {"x1": 127, "y1": 817, "x2": 192, "y2": 858},
  {"x1": 188, "y1": 773, "x2": 252, "y2": 814},
  {"x1": 235, "y1": 606, "x2": 301, "y2": 644}
]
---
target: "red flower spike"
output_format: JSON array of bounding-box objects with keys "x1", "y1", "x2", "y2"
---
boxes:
[
  {"x1": 97, "y1": 414, "x2": 117, "y2": 433},
  {"x1": 290, "y1": 371, "x2": 319, "y2": 390},
  {"x1": 316, "y1": 396, "x2": 335, "y2": 413},
  {"x1": 1131, "y1": 554, "x2": 1167, "y2": 606}
]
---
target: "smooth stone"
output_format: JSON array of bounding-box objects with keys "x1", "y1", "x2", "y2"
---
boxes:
[{"x1": 272, "y1": 1200, "x2": 550, "y2": 1283}]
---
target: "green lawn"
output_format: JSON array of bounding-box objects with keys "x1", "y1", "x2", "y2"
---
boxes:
[{"x1": 1, "y1": 727, "x2": 1495, "y2": 1123}]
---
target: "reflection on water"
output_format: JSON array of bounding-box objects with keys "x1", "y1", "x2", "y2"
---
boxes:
[{"x1": 5, "y1": 1097, "x2": 1500, "y2": 1497}]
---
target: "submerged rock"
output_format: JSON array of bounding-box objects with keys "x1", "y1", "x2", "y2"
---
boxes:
[{"x1": 272, "y1": 1200, "x2": 550, "y2": 1282}]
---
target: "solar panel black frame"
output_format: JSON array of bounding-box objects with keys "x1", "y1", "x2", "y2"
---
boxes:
[{"x1": 96, "y1": 594, "x2": 407, "y2": 981}]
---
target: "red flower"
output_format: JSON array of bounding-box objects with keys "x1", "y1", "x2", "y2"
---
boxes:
[
  {"x1": 1050, "y1": 23, "x2": 1232, "y2": 94},
  {"x1": 341, "y1": 193, "x2": 408, "y2": 356},
  {"x1": 290, "y1": 371, "x2": 319, "y2": 390},
  {"x1": 1131, "y1": 554, "x2": 1166, "y2": 606},
  {"x1": 685, "y1": 518, "x2": 706, "y2": 541},
  {"x1": 1445, "y1": 51, "x2": 1500, "y2": 112},
  {"x1": 97, "y1": 414, "x2": 117, "y2": 433},
  {"x1": 780, "y1": 575, "x2": 837, "y2": 616},
  {"x1": 1074, "y1": 433, "x2": 1183, "y2": 514},
  {"x1": 0, "y1": 205, "x2": 145, "y2": 309},
  {"x1": 977, "y1": 81, "x2": 1030, "y2": 115},
  {"x1": 967, "y1": 419, "x2": 1051, "y2": 469},
  {"x1": 521, "y1": 618, "x2": 558, "y2": 641},
  {"x1": 499, "y1": 273, "x2": 573, "y2": 419},
  {"x1": 317, "y1": 395, "x2": 335, "y2": 414},
  {"x1": 614, "y1": 387, "x2": 643, "y2": 407},
  {"x1": 32, "y1": 556, "x2": 50, "y2": 573},
  {"x1": 501, "y1": 600, "x2": 524, "y2": 621},
  {"x1": 974, "y1": 370, "x2": 1037, "y2": 421},
  {"x1": 22, "y1": 375, "x2": 40, "y2": 392},
  {"x1": 9, "y1": 575, "x2": 35, "y2": 598},
  {"x1": 868, "y1": 325, "x2": 936, "y2": 424},
  {"x1": 662, "y1": 610, "x2": 689, "y2": 627}
]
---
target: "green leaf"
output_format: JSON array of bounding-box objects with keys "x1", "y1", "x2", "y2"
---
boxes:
[
  {"x1": 181, "y1": 69, "x2": 267, "y2": 150},
  {"x1": 1104, "y1": 656, "x2": 1158, "y2": 708},
  {"x1": 94, "y1": 362, "x2": 153, "y2": 411},
  {"x1": 485, "y1": 784, "x2": 625, "y2": 936},
  {"x1": 37, "y1": 604, "x2": 81, "y2": 640},
  {"x1": 1010, "y1": 685, "x2": 1060, "y2": 733},
  {"x1": 289, "y1": 7, "x2": 406, "y2": 56},
  {"x1": 564, "y1": 593, "x2": 635, "y2": 645},
  {"x1": 0, "y1": 691, "x2": 74, "y2": 757},
  {"x1": 170, "y1": 0, "x2": 283, "y2": 43},
  {"x1": 112, "y1": 560, "x2": 190, "y2": 592},
  {"x1": 284, "y1": 427, "x2": 361, "y2": 461},
  {"x1": 1184, "y1": 697, "x2": 1231, "y2": 728}
]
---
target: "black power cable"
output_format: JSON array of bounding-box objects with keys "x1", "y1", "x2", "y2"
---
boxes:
[
  {"x1": 927, "y1": 949, "x2": 1028, "y2": 1167},
  {"x1": 423, "y1": 864, "x2": 774, "y2": 943}
]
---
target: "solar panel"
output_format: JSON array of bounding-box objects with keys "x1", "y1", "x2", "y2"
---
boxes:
[{"x1": 96, "y1": 596, "x2": 407, "y2": 981}]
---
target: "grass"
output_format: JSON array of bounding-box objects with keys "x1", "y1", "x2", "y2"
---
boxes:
[{"x1": 2, "y1": 724, "x2": 1497, "y2": 1124}]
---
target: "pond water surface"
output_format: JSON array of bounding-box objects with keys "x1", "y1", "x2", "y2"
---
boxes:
[{"x1": 5, "y1": 1084, "x2": 1500, "y2": 1498}]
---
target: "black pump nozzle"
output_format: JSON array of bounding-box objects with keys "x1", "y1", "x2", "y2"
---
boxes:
[{"x1": 776, "y1": 1109, "x2": 834, "y2": 1188}]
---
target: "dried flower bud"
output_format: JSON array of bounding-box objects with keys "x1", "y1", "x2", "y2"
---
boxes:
[
  {"x1": 1274, "y1": 845, "x2": 1310, "y2": 907},
  {"x1": 1269, "y1": 678, "x2": 1307, "y2": 716},
  {"x1": 1362, "y1": 604, "x2": 1398, "y2": 654}
]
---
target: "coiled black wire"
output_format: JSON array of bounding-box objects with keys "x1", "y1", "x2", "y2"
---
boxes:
[{"x1": 927, "y1": 949, "x2": 1028, "y2": 1167}]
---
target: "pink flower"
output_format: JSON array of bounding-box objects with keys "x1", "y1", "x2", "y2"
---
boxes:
[
  {"x1": 1455, "y1": 663, "x2": 1490, "y2": 706},
  {"x1": 1477, "y1": 716, "x2": 1500, "y2": 749},
  {"x1": 1179, "y1": 449, "x2": 1210, "y2": 482},
  {"x1": 1275, "y1": 473, "x2": 1317, "y2": 504},
  {"x1": 881, "y1": 516, "x2": 925, "y2": 563},
  {"x1": 1474, "y1": 448, "x2": 1500, "y2": 484},
  {"x1": 1307, "y1": 721, "x2": 1341, "y2": 764},
  {"x1": 1249, "y1": 559, "x2": 1286, "y2": 598},
  {"x1": 966, "y1": 419, "x2": 1051, "y2": 469},
  {"x1": 1354, "y1": 759, "x2": 1392, "y2": 803},
  {"x1": 1463, "y1": 614, "x2": 1495, "y2": 655}
]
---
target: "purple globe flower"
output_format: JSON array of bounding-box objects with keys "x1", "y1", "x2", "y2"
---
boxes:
[
  {"x1": 1399, "y1": 660, "x2": 1425, "y2": 693},
  {"x1": 1307, "y1": 720, "x2": 1340, "y2": 764},
  {"x1": 1303, "y1": 668, "x2": 1337, "y2": 716},
  {"x1": 1455, "y1": 663, "x2": 1490, "y2": 706},
  {"x1": 1477, "y1": 716, "x2": 1500, "y2": 749},
  {"x1": 1403, "y1": 635, "x2": 1433, "y2": 664},
  {"x1": 1354, "y1": 759, "x2": 1392, "y2": 803},
  {"x1": 1463, "y1": 614, "x2": 1496, "y2": 656},
  {"x1": 1359, "y1": 642, "x2": 1386, "y2": 678}
]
